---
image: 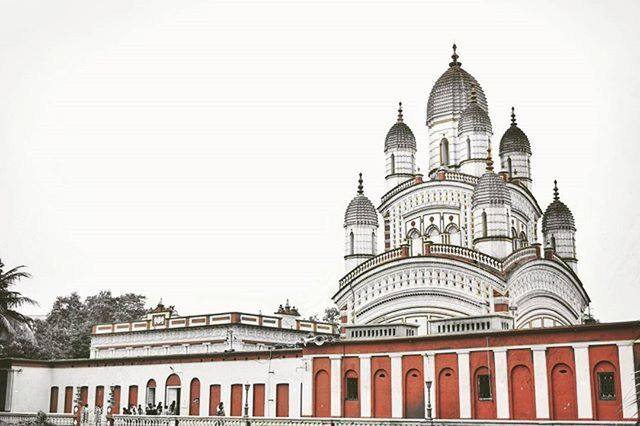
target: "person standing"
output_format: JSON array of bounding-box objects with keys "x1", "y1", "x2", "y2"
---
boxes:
[
  {"x1": 93, "y1": 405, "x2": 103, "y2": 426},
  {"x1": 216, "y1": 402, "x2": 225, "y2": 416}
]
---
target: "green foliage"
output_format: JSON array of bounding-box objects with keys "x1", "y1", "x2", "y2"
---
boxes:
[
  {"x1": 0, "y1": 291, "x2": 146, "y2": 360},
  {"x1": 0, "y1": 260, "x2": 37, "y2": 337},
  {"x1": 322, "y1": 306, "x2": 340, "y2": 327}
]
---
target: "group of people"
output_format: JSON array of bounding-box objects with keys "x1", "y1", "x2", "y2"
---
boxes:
[{"x1": 122, "y1": 401, "x2": 178, "y2": 415}]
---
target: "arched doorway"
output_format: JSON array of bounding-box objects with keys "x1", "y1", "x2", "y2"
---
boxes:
[
  {"x1": 189, "y1": 378, "x2": 200, "y2": 416},
  {"x1": 437, "y1": 367, "x2": 459, "y2": 419},
  {"x1": 165, "y1": 374, "x2": 181, "y2": 415},
  {"x1": 550, "y1": 364, "x2": 577, "y2": 420},
  {"x1": 407, "y1": 229, "x2": 422, "y2": 256},
  {"x1": 404, "y1": 368, "x2": 424, "y2": 418},
  {"x1": 314, "y1": 370, "x2": 330, "y2": 417},
  {"x1": 372, "y1": 369, "x2": 391, "y2": 418},
  {"x1": 146, "y1": 379, "x2": 157, "y2": 406},
  {"x1": 510, "y1": 365, "x2": 535, "y2": 419}
]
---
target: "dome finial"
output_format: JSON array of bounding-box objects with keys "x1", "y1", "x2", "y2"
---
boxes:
[
  {"x1": 449, "y1": 43, "x2": 461, "y2": 67},
  {"x1": 553, "y1": 180, "x2": 559, "y2": 201},
  {"x1": 357, "y1": 173, "x2": 364, "y2": 195},
  {"x1": 469, "y1": 83, "x2": 477, "y2": 104},
  {"x1": 397, "y1": 101, "x2": 403, "y2": 122},
  {"x1": 511, "y1": 106, "x2": 517, "y2": 126},
  {"x1": 485, "y1": 146, "x2": 494, "y2": 171}
]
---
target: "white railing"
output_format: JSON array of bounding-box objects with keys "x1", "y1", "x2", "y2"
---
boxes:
[
  {"x1": 442, "y1": 171, "x2": 479, "y2": 185},
  {"x1": 339, "y1": 246, "x2": 407, "y2": 288},
  {"x1": 0, "y1": 413, "x2": 75, "y2": 425},
  {"x1": 429, "y1": 244, "x2": 502, "y2": 270},
  {"x1": 110, "y1": 416, "x2": 638, "y2": 426}
]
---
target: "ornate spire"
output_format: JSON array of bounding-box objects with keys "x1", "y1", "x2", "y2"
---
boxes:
[
  {"x1": 449, "y1": 43, "x2": 461, "y2": 67},
  {"x1": 357, "y1": 173, "x2": 364, "y2": 195},
  {"x1": 469, "y1": 83, "x2": 477, "y2": 104},
  {"x1": 397, "y1": 101, "x2": 403, "y2": 122},
  {"x1": 553, "y1": 180, "x2": 559, "y2": 201},
  {"x1": 511, "y1": 106, "x2": 517, "y2": 126},
  {"x1": 485, "y1": 146, "x2": 494, "y2": 171}
]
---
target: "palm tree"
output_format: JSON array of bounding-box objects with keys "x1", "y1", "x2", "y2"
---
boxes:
[{"x1": 0, "y1": 260, "x2": 37, "y2": 337}]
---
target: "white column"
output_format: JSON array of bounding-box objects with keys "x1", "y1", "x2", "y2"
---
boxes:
[
  {"x1": 330, "y1": 356, "x2": 342, "y2": 417},
  {"x1": 573, "y1": 343, "x2": 593, "y2": 419},
  {"x1": 457, "y1": 350, "x2": 471, "y2": 418},
  {"x1": 617, "y1": 342, "x2": 637, "y2": 419},
  {"x1": 493, "y1": 348, "x2": 509, "y2": 419},
  {"x1": 424, "y1": 352, "x2": 436, "y2": 419},
  {"x1": 390, "y1": 354, "x2": 403, "y2": 418},
  {"x1": 360, "y1": 355, "x2": 372, "y2": 417},
  {"x1": 532, "y1": 346, "x2": 549, "y2": 419},
  {"x1": 301, "y1": 357, "x2": 313, "y2": 416}
]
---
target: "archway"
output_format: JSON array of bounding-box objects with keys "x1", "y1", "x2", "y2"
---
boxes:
[
  {"x1": 165, "y1": 374, "x2": 181, "y2": 415},
  {"x1": 437, "y1": 367, "x2": 459, "y2": 419},
  {"x1": 146, "y1": 379, "x2": 157, "y2": 406},
  {"x1": 372, "y1": 369, "x2": 391, "y2": 418},
  {"x1": 510, "y1": 365, "x2": 535, "y2": 419},
  {"x1": 404, "y1": 368, "x2": 424, "y2": 418},
  {"x1": 314, "y1": 370, "x2": 330, "y2": 417},
  {"x1": 189, "y1": 378, "x2": 200, "y2": 416},
  {"x1": 550, "y1": 364, "x2": 577, "y2": 420},
  {"x1": 407, "y1": 229, "x2": 422, "y2": 256}
]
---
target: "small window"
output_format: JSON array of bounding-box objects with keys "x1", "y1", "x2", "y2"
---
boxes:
[
  {"x1": 346, "y1": 378, "x2": 358, "y2": 400},
  {"x1": 598, "y1": 372, "x2": 615, "y2": 400},
  {"x1": 477, "y1": 374, "x2": 492, "y2": 400}
]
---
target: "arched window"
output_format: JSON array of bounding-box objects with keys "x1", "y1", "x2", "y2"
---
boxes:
[
  {"x1": 550, "y1": 235, "x2": 556, "y2": 250},
  {"x1": 425, "y1": 225, "x2": 440, "y2": 243},
  {"x1": 371, "y1": 231, "x2": 376, "y2": 255},
  {"x1": 349, "y1": 231, "x2": 354, "y2": 255},
  {"x1": 440, "y1": 138, "x2": 449, "y2": 165},
  {"x1": 467, "y1": 138, "x2": 472, "y2": 159},
  {"x1": 445, "y1": 223, "x2": 460, "y2": 246},
  {"x1": 482, "y1": 212, "x2": 488, "y2": 237},
  {"x1": 519, "y1": 231, "x2": 528, "y2": 248},
  {"x1": 507, "y1": 157, "x2": 512, "y2": 176},
  {"x1": 390, "y1": 154, "x2": 395, "y2": 175},
  {"x1": 511, "y1": 227, "x2": 518, "y2": 251}
]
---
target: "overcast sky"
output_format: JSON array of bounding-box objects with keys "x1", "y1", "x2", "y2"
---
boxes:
[{"x1": 0, "y1": 0, "x2": 638, "y2": 322}]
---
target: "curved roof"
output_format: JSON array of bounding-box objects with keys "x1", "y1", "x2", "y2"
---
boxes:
[
  {"x1": 500, "y1": 108, "x2": 531, "y2": 155},
  {"x1": 458, "y1": 85, "x2": 492, "y2": 135},
  {"x1": 345, "y1": 174, "x2": 379, "y2": 227},
  {"x1": 542, "y1": 181, "x2": 575, "y2": 232},
  {"x1": 427, "y1": 45, "x2": 488, "y2": 125},
  {"x1": 472, "y1": 152, "x2": 511, "y2": 209},
  {"x1": 385, "y1": 103, "x2": 416, "y2": 152}
]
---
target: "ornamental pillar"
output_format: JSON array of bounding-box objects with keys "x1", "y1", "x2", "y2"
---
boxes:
[
  {"x1": 330, "y1": 356, "x2": 342, "y2": 417},
  {"x1": 390, "y1": 354, "x2": 403, "y2": 418},
  {"x1": 532, "y1": 346, "x2": 549, "y2": 419},
  {"x1": 493, "y1": 348, "x2": 509, "y2": 419},
  {"x1": 617, "y1": 342, "x2": 637, "y2": 419},
  {"x1": 359, "y1": 355, "x2": 372, "y2": 417},
  {"x1": 457, "y1": 350, "x2": 471, "y2": 418},
  {"x1": 301, "y1": 356, "x2": 313, "y2": 417},
  {"x1": 424, "y1": 352, "x2": 436, "y2": 419},
  {"x1": 572, "y1": 342, "x2": 593, "y2": 419}
]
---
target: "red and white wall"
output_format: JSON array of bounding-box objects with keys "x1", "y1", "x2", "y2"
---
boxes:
[{"x1": 2, "y1": 321, "x2": 639, "y2": 423}]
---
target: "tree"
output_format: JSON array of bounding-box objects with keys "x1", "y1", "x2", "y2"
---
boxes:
[
  {"x1": 0, "y1": 260, "x2": 37, "y2": 339},
  {"x1": 322, "y1": 306, "x2": 340, "y2": 327},
  {"x1": 1, "y1": 291, "x2": 147, "y2": 360}
]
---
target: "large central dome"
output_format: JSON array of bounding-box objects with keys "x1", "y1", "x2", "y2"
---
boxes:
[{"x1": 426, "y1": 45, "x2": 488, "y2": 126}]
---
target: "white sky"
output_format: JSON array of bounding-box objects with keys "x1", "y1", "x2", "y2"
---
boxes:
[{"x1": 0, "y1": 0, "x2": 638, "y2": 322}]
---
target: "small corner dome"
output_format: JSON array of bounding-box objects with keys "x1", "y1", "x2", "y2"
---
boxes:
[
  {"x1": 385, "y1": 103, "x2": 416, "y2": 152},
  {"x1": 427, "y1": 45, "x2": 488, "y2": 125},
  {"x1": 344, "y1": 174, "x2": 379, "y2": 227},
  {"x1": 458, "y1": 92, "x2": 492, "y2": 135},
  {"x1": 472, "y1": 157, "x2": 511, "y2": 209},
  {"x1": 499, "y1": 108, "x2": 531, "y2": 155},
  {"x1": 542, "y1": 182, "x2": 575, "y2": 232}
]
